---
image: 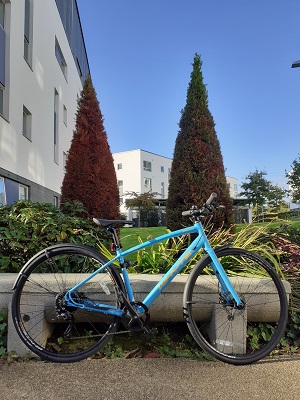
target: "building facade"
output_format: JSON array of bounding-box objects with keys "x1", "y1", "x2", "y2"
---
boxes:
[
  {"x1": 0, "y1": 0, "x2": 89, "y2": 206},
  {"x1": 113, "y1": 149, "x2": 172, "y2": 220},
  {"x1": 226, "y1": 176, "x2": 239, "y2": 199},
  {"x1": 113, "y1": 149, "x2": 244, "y2": 223}
]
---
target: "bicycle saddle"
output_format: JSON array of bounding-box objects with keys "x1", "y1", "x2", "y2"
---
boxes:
[{"x1": 93, "y1": 218, "x2": 134, "y2": 228}]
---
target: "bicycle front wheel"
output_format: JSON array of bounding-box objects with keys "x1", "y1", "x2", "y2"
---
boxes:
[
  {"x1": 11, "y1": 244, "x2": 123, "y2": 363},
  {"x1": 183, "y1": 247, "x2": 288, "y2": 365}
]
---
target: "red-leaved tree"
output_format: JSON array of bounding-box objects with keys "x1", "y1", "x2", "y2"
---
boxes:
[
  {"x1": 166, "y1": 54, "x2": 233, "y2": 230},
  {"x1": 60, "y1": 75, "x2": 120, "y2": 220}
]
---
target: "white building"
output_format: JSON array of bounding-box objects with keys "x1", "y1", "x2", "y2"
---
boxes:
[
  {"x1": 226, "y1": 176, "x2": 239, "y2": 199},
  {"x1": 0, "y1": 0, "x2": 89, "y2": 206},
  {"x1": 113, "y1": 149, "x2": 240, "y2": 222},
  {"x1": 113, "y1": 149, "x2": 172, "y2": 220}
]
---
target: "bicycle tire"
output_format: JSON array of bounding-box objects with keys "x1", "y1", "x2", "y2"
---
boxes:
[
  {"x1": 183, "y1": 247, "x2": 288, "y2": 365},
  {"x1": 11, "y1": 243, "x2": 124, "y2": 363}
]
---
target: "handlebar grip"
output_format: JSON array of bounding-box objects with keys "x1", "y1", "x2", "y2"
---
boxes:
[
  {"x1": 182, "y1": 210, "x2": 191, "y2": 217},
  {"x1": 206, "y1": 192, "x2": 217, "y2": 206}
]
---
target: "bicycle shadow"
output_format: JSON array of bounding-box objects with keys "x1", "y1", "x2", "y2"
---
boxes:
[{"x1": 251, "y1": 354, "x2": 300, "y2": 365}]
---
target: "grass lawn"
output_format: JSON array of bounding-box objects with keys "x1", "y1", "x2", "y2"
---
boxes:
[
  {"x1": 120, "y1": 226, "x2": 169, "y2": 250},
  {"x1": 235, "y1": 217, "x2": 300, "y2": 232},
  {"x1": 120, "y1": 217, "x2": 300, "y2": 251}
]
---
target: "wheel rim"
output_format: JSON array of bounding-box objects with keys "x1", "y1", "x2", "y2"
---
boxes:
[
  {"x1": 185, "y1": 248, "x2": 288, "y2": 364},
  {"x1": 14, "y1": 247, "x2": 120, "y2": 361}
]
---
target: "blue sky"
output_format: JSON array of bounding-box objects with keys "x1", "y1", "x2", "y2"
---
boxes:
[{"x1": 77, "y1": 0, "x2": 300, "y2": 189}]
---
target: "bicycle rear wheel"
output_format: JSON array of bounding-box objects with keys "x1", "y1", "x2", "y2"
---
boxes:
[
  {"x1": 11, "y1": 244, "x2": 124, "y2": 363},
  {"x1": 183, "y1": 247, "x2": 288, "y2": 365}
]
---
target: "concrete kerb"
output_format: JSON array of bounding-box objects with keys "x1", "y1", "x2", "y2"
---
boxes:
[{"x1": 0, "y1": 273, "x2": 291, "y2": 357}]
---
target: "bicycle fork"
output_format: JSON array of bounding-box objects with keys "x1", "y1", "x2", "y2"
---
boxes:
[
  {"x1": 195, "y1": 222, "x2": 244, "y2": 309},
  {"x1": 206, "y1": 246, "x2": 244, "y2": 309}
]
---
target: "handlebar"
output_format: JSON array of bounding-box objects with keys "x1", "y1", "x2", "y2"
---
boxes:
[
  {"x1": 182, "y1": 192, "x2": 220, "y2": 218},
  {"x1": 205, "y1": 192, "x2": 217, "y2": 207}
]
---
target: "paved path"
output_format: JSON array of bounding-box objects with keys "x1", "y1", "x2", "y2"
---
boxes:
[{"x1": 0, "y1": 355, "x2": 300, "y2": 400}]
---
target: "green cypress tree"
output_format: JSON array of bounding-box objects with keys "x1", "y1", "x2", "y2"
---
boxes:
[
  {"x1": 60, "y1": 75, "x2": 120, "y2": 220},
  {"x1": 166, "y1": 54, "x2": 233, "y2": 230}
]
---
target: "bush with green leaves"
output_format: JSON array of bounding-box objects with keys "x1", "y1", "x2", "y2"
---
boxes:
[
  {"x1": 0, "y1": 309, "x2": 7, "y2": 357},
  {"x1": 271, "y1": 232, "x2": 300, "y2": 311},
  {"x1": 0, "y1": 201, "x2": 110, "y2": 273},
  {"x1": 98, "y1": 222, "x2": 299, "y2": 353},
  {"x1": 124, "y1": 222, "x2": 283, "y2": 276}
]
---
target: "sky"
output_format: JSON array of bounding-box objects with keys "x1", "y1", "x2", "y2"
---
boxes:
[{"x1": 76, "y1": 0, "x2": 300, "y2": 189}]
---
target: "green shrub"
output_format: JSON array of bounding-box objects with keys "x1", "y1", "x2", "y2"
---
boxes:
[
  {"x1": 0, "y1": 201, "x2": 110, "y2": 272},
  {"x1": 271, "y1": 223, "x2": 300, "y2": 246},
  {"x1": 0, "y1": 309, "x2": 7, "y2": 357},
  {"x1": 101, "y1": 222, "x2": 283, "y2": 276},
  {"x1": 271, "y1": 234, "x2": 300, "y2": 311}
]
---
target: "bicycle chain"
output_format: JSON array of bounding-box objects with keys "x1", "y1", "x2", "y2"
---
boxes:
[{"x1": 65, "y1": 329, "x2": 132, "y2": 341}]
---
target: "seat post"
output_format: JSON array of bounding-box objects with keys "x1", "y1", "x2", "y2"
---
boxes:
[{"x1": 108, "y1": 227, "x2": 122, "y2": 249}]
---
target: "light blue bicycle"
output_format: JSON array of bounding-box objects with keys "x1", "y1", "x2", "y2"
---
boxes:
[{"x1": 11, "y1": 193, "x2": 288, "y2": 364}]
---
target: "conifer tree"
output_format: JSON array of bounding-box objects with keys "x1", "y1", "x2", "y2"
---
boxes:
[
  {"x1": 60, "y1": 75, "x2": 120, "y2": 220},
  {"x1": 166, "y1": 54, "x2": 233, "y2": 230}
]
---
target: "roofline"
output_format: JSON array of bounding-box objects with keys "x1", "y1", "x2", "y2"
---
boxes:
[{"x1": 112, "y1": 149, "x2": 173, "y2": 161}]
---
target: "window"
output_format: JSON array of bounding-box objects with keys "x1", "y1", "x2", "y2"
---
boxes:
[
  {"x1": 23, "y1": 106, "x2": 32, "y2": 140},
  {"x1": 24, "y1": 0, "x2": 32, "y2": 65},
  {"x1": 55, "y1": 38, "x2": 67, "y2": 79},
  {"x1": 118, "y1": 180, "x2": 123, "y2": 195},
  {"x1": 161, "y1": 182, "x2": 165, "y2": 198},
  {"x1": 63, "y1": 104, "x2": 67, "y2": 126},
  {"x1": 161, "y1": 166, "x2": 164, "y2": 173},
  {"x1": 0, "y1": 86, "x2": 3, "y2": 115},
  {"x1": 54, "y1": 196, "x2": 59, "y2": 207},
  {"x1": 0, "y1": 2, "x2": 4, "y2": 29},
  {"x1": 117, "y1": 163, "x2": 122, "y2": 170},
  {"x1": 0, "y1": 0, "x2": 5, "y2": 116},
  {"x1": 55, "y1": 0, "x2": 89, "y2": 84},
  {"x1": 143, "y1": 160, "x2": 151, "y2": 172},
  {"x1": 0, "y1": 176, "x2": 6, "y2": 206},
  {"x1": 54, "y1": 89, "x2": 59, "y2": 163},
  {"x1": 0, "y1": 0, "x2": 11, "y2": 120},
  {"x1": 63, "y1": 151, "x2": 68, "y2": 170},
  {"x1": 168, "y1": 168, "x2": 171, "y2": 182},
  {"x1": 0, "y1": 177, "x2": 29, "y2": 206},
  {"x1": 19, "y1": 184, "x2": 28, "y2": 201},
  {"x1": 76, "y1": 57, "x2": 82, "y2": 78},
  {"x1": 119, "y1": 198, "x2": 124, "y2": 205},
  {"x1": 144, "y1": 178, "x2": 152, "y2": 190}
]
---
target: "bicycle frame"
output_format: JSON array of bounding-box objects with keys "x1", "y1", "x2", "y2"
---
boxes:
[{"x1": 64, "y1": 221, "x2": 243, "y2": 315}]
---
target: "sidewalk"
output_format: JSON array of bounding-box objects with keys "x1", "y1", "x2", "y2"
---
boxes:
[{"x1": 0, "y1": 355, "x2": 300, "y2": 400}]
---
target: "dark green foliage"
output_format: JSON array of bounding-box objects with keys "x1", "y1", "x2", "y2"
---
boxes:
[
  {"x1": 240, "y1": 169, "x2": 271, "y2": 207},
  {"x1": 0, "y1": 309, "x2": 7, "y2": 357},
  {"x1": 266, "y1": 185, "x2": 287, "y2": 210},
  {"x1": 139, "y1": 209, "x2": 160, "y2": 227},
  {"x1": 125, "y1": 192, "x2": 158, "y2": 227},
  {"x1": 247, "y1": 310, "x2": 300, "y2": 354},
  {"x1": 166, "y1": 54, "x2": 233, "y2": 231},
  {"x1": 60, "y1": 75, "x2": 120, "y2": 220},
  {"x1": 271, "y1": 232, "x2": 300, "y2": 310},
  {"x1": 282, "y1": 311, "x2": 300, "y2": 352},
  {"x1": 286, "y1": 155, "x2": 300, "y2": 205},
  {"x1": 0, "y1": 201, "x2": 110, "y2": 272},
  {"x1": 125, "y1": 192, "x2": 158, "y2": 210}
]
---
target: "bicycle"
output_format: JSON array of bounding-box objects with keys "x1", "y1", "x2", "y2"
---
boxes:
[{"x1": 11, "y1": 193, "x2": 288, "y2": 364}]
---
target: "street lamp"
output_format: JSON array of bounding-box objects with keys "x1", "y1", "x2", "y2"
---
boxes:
[{"x1": 292, "y1": 60, "x2": 300, "y2": 68}]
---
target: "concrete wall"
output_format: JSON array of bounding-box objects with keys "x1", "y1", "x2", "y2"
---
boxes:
[{"x1": 0, "y1": 273, "x2": 291, "y2": 357}]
